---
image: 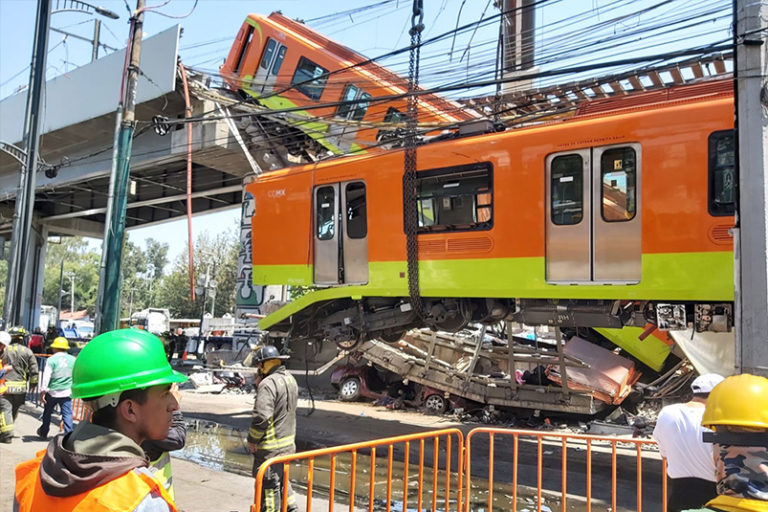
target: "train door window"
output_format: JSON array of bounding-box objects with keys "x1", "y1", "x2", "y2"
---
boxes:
[
  {"x1": 234, "y1": 25, "x2": 254, "y2": 75},
  {"x1": 413, "y1": 163, "x2": 493, "y2": 233},
  {"x1": 316, "y1": 186, "x2": 336, "y2": 240},
  {"x1": 337, "y1": 84, "x2": 372, "y2": 121},
  {"x1": 292, "y1": 57, "x2": 329, "y2": 100},
  {"x1": 271, "y1": 46, "x2": 287, "y2": 76},
  {"x1": 708, "y1": 130, "x2": 735, "y2": 216},
  {"x1": 345, "y1": 182, "x2": 367, "y2": 239},
  {"x1": 600, "y1": 147, "x2": 636, "y2": 222},
  {"x1": 550, "y1": 154, "x2": 584, "y2": 225},
  {"x1": 259, "y1": 39, "x2": 277, "y2": 70}
]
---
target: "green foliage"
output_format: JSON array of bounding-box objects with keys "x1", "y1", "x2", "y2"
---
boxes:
[
  {"x1": 152, "y1": 229, "x2": 240, "y2": 319},
  {"x1": 35, "y1": 231, "x2": 237, "y2": 320}
]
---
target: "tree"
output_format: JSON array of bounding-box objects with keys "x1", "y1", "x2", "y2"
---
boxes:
[
  {"x1": 42, "y1": 237, "x2": 100, "y2": 314},
  {"x1": 153, "y1": 229, "x2": 239, "y2": 319}
]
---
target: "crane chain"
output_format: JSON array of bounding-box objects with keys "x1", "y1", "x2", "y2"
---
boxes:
[{"x1": 404, "y1": 0, "x2": 425, "y2": 318}]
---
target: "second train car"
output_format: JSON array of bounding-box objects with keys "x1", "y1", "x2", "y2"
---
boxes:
[{"x1": 220, "y1": 12, "x2": 477, "y2": 157}]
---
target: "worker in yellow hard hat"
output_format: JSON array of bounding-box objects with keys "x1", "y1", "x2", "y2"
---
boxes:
[
  {"x1": 36, "y1": 337, "x2": 76, "y2": 439},
  {"x1": 682, "y1": 373, "x2": 768, "y2": 512}
]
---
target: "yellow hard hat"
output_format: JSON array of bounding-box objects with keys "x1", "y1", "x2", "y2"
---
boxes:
[
  {"x1": 702, "y1": 373, "x2": 768, "y2": 431},
  {"x1": 50, "y1": 337, "x2": 70, "y2": 350}
]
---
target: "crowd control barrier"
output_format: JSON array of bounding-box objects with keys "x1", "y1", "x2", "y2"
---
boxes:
[
  {"x1": 252, "y1": 428, "x2": 464, "y2": 512},
  {"x1": 252, "y1": 427, "x2": 667, "y2": 512}
]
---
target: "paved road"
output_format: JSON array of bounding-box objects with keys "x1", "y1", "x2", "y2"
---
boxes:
[{"x1": 1, "y1": 392, "x2": 663, "y2": 512}]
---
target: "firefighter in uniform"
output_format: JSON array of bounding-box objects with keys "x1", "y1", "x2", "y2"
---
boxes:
[
  {"x1": 14, "y1": 328, "x2": 186, "y2": 512},
  {"x1": 248, "y1": 345, "x2": 299, "y2": 512},
  {"x1": 683, "y1": 373, "x2": 768, "y2": 512},
  {"x1": 0, "y1": 326, "x2": 39, "y2": 443}
]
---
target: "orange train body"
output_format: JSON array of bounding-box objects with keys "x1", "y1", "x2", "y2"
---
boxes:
[
  {"x1": 220, "y1": 12, "x2": 476, "y2": 156},
  {"x1": 246, "y1": 81, "x2": 736, "y2": 344}
]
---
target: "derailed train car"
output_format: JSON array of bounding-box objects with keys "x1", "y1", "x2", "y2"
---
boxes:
[
  {"x1": 220, "y1": 11, "x2": 477, "y2": 157},
  {"x1": 245, "y1": 80, "x2": 736, "y2": 350}
]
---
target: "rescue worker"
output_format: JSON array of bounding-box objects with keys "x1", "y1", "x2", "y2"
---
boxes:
[
  {"x1": 0, "y1": 326, "x2": 39, "y2": 443},
  {"x1": 36, "y1": 337, "x2": 76, "y2": 439},
  {"x1": 683, "y1": 373, "x2": 768, "y2": 512},
  {"x1": 653, "y1": 373, "x2": 724, "y2": 511},
  {"x1": 14, "y1": 328, "x2": 186, "y2": 512},
  {"x1": 141, "y1": 383, "x2": 187, "y2": 500},
  {"x1": 248, "y1": 345, "x2": 298, "y2": 512}
]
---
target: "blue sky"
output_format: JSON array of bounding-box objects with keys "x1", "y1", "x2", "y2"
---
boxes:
[{"x1": 0, "y1": 0, "x2": 731, "y2": 264}]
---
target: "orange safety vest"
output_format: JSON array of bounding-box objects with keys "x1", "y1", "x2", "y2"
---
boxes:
[{"x1": 15, "y1": 450, "x2": 178, "y2": 512}]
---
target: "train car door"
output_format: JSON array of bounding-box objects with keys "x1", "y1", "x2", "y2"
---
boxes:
[
  {"x1": 546, "y1": 144, "x2": 641, "y2": 283},
  {"x1": 313, "y1": 181, "x2": 369, "y2": 285},
  {"x1": 328, "y1": 84, "x2": 372, "y2": 151},
  {"x1": 253, "y1": 38, "x2": 287, "y2": 95}
]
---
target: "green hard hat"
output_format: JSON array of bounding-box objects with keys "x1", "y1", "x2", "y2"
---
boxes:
[{"x1": 72, "y1": 328, "x2": 186, "y2": 400}]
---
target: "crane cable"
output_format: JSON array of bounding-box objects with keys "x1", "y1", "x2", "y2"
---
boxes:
[{"x1": 404, "y1": 0, "x2": 425, "y2": 319}]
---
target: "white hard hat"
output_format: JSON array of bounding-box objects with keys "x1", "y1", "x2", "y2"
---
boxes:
[
  {"x1": 0, "y1": 331, "x2": 10, "y2": 346},
  {"x1": 691, "y1": 373, "x2": 725, "y2": 394}
]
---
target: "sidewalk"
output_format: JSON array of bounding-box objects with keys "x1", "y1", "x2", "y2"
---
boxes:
[{"x1": 0, "y1": 404, "x2": 255, "y2": 512}]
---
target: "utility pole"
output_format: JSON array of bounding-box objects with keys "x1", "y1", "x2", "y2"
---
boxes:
[
  {"x1": 65, "y1": 271, "x2": 75, "y2": 313},
  {"x1": 55, "y1": 261, "x2": 63, "y2": 328},
  {"x1": 95, "y1": 0, "x2": 146, "y2": 334},
  {"x1": 3, "y1": 0, "x2": 52, "y2": 328},
  {"x1": 734, "y1": 0, "x2": 768, "y2": 376}
]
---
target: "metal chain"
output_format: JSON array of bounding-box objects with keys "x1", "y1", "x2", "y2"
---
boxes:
[{"x1": 404, "y1": 0, "x2": 425, "y2": 318}]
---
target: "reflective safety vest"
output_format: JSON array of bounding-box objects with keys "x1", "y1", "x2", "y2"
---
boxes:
[
  {"x1": 149, "y1": 451, "x2": 175, "y2": 500},
  {"x1": 15, "y1": 450, "x2": 177, "y2": 512},
  {"x1": 699, "y1": 495, "x2": 768, "y2": 512}
]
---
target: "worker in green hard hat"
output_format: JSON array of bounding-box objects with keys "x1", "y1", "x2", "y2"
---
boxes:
[{"x1": 14, "y1": 329, "x2": 187, "y2": 512}]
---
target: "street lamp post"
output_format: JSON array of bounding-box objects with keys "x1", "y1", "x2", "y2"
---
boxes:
[
  {"x1": 64, "y1": 271, "x2": 75, "y2": 313},
  {"x1": 2, "y1": 0, "x2": 119, "y2": 329}
]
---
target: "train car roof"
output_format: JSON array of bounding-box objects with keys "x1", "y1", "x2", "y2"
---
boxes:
[{"x1": 251, "y1": 78, "x2": 733, "y2": 181}]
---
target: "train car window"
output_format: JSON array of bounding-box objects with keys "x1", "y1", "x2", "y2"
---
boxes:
[
  {"x1": 377, "y1": 107, "x2": 407, "y2": 143},
  {"x1": 600, "y1": 147, "x2": 637, "y2": 222},
  {"x1": 292, "y1": 57, "x2": 329, "y2": 101},
  {"x1": 337, "y1": 85, "x2": 372, "y2": 121},
  {"x1": 337, "y1": 85, "x2": 360, "y2": 119},
  {"x1": 271, "y1": 46, "x2": 287, "y2": 75},
  {"x1": 550, "y1": 154, "x2": 584, "y2": 225},
  {"x1": 346, "y1": 182, "x2": 367, "y2": 239},
  {"x1": 413, "y1": 163, "x2": 493, "y2": 233},
  {"x1": 259, "y1": 39, "x2": 277, "y2": 70},
  {"x1": 234, "y1": 25, "x2": 254, "y2": 75},
  {"x1": 708, "y1": 130, "x2": 735, "y2": 216},
  {"x1": 316, "y1": 186, "x2": 335, "y2": 240}
]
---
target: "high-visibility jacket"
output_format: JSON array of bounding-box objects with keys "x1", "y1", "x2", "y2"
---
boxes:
[
  {"x1": 684, "y1": 495, "x2": 768, "y2": 511},
  {"x1": 149, "y1": 452, "x2": 175, "y2": 500},
  {"x1": 248, "y1": 365, "x2": 298, "y2": 457},
  {"x1": 2, "y1": 344, "x2": 38, "y2": 394},
  {"x1": 15, "y1": 450, "x2": 177, "y2": 512}
]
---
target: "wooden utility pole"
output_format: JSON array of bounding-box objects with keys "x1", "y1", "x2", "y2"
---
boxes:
[
  {"x1": 734, "y1": 0, "x2": 768, "y2": 376},
  {"x1": 95, "y1": 0, "x2": 146, "y2": 334}
]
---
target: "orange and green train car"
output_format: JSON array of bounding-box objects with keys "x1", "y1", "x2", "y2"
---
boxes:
[
  {"x1": 245, "y1": 80, "x2": 736, "y2": 349},
  {"x1": 220, "y1": 12, "x2": 476, "y2": 156}
]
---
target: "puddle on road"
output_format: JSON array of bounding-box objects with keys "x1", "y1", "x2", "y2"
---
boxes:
[{"x1": 177, "y1": 419, "x2": 623, "y2": 512}]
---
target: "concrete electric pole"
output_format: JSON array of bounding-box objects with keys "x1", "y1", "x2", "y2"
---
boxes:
[
  {"x1": 734, "y1": 0, "x2": 768, "y2": 376},
  {"x1": 95, "y1": 0, "x2": 146, "y2": 334}
]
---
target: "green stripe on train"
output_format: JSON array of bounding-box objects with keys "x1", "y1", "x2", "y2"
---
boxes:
[{"x1": 254, "y1": 251, "x2": 733, "y2": 329}]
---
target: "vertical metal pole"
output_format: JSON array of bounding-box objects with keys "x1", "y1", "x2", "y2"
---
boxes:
[
  {"x1": 55, "y1": 260, "x2": 63, "y2": 328},
  {"x1": 3, "y1": 0, "x2": 52, "y2": 328},
  {"x1": 95, "y1": 0, "x2": 146, "y2": 334},
  {"x1": 69, "y1": 273, "x2": 75, "y2": 313},
  {"x1": 734, "y1": 0, "x2": 768, "y2": 376},
  {"x1": 92, "y1": 19, "x2": 101, "y2": 61}
]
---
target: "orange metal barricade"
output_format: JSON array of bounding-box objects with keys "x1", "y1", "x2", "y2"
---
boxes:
[
  {"x1": 251, "y1": 427, "x2": 667, "y2": 512},
  {"x1": 251, "y1": 428, "x2": 464, "y2": 512},
  {"x1": 464, "y1": 427, "x2": 666, "y2": 512}
]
